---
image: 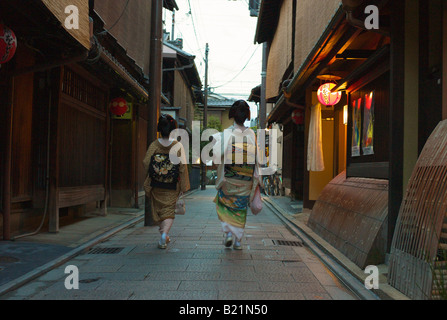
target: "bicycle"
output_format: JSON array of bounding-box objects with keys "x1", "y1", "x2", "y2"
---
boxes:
[{"x1": 262, "y1": 170, "x2": 284, "y2": 197}]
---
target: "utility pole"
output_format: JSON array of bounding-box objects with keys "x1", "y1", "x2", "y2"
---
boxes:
[
  {"x1": 145, "y1": 0, "x2": 163, "y2": 226},
  {"x1": 259, "y1": 42, "x2": 268, "y2": 129},
  {"x1": 171, "y1": 9, "x2": 175, "y2": 40},
  {"x1": 201, "y1": 43, "x2": 209, "y2": 191}
]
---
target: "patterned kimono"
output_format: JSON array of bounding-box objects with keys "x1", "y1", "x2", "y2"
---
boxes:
[
  {"x1": 143, "y1": 140, "x2": 190, "y2": 224},
  {"x1": 213, "y1": 126, "x2": 261, "y2": 241}
]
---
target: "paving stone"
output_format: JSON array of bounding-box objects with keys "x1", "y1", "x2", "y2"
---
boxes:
[
  {"x1": 259, "y1": 281, "x2": 328, "y2": 294},
  {"x1": 97, "y1": 279, "x2": 181, "y2": 291},
  {"x1": 178, "y1": 280, "x2": 260, "y2": 292},
  {"x1": 303, "y1": 293, "x2": 333, "y2": 300},
  {"x1": 218, "y1": 291, "x2": 305, "y2": 300},
  {"x1": 1, "y1": 187, "x2": 358, "y2": 301},
  {"x1": 130, "y1": 290, "x2": 219, "y2": 300},
  {"x1": 324, "y1": 285, "x2": 358, "y2": 300},
  {"x1": 146, "y1": 271, "x2": 221, "y2": 281}
]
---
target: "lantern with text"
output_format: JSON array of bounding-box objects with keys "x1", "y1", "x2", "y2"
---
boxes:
[
  {"x1": 110, "y1": 98, "x2": 128, "y2": 117},
  {"x1": 291, "y1": 109, "x2": 304, "y2": 125},
  {"x1": 0, "y1": 24, "x2": 17, "y2": 64},
  {"x1": 317, "y1": 83, "x2": 342, "y2": 106}
]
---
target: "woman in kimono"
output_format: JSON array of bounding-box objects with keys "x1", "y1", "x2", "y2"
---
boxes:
[
  {"x1": 143, "y1": 115, "x2": 190, "y2": 249},
  {"x1": 212, "y1": 100, "x2": 261, "y2": 250}
]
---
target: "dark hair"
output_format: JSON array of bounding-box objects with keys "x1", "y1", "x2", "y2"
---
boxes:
[
  {"x1": 157, "y1": 114, "x2": 178, "y2": 138},
  {"x1": 229, "y1": 100, "x2": 251, "y2": 125}
]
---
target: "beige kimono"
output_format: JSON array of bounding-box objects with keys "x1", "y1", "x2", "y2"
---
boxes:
[{"x1": 143, "y1": 140, "x2": 190, "y2": 223}]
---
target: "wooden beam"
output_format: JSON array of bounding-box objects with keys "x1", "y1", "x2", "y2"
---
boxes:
[
  {"x1": 2, "y1": 76, "x2": 13, "y2": 240},
  {"x1": 333, "y1": 45, "x2": 390, "y2": 92},
  {"x1": 336, "y1": 50, "x2": 376, "y2": 60},
  {"x1": 443, "y1": 2, "x2": 447, "y2": 120},
  {"x1": 48, "y1": 68, "x2": 62, "y2": 233},
  {"x1": 388, "y1": 0, "x2": 405, "y2": 251},
  {"x1": 290, "y1": 26, "x2": 360, "y2": 101}
]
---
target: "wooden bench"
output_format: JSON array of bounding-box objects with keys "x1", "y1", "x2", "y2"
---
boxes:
[{"x1": 49, "y1": 185, "x2": 106, "y2": 233}]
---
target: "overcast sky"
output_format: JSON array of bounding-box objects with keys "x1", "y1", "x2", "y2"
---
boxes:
[{"x1": 164, "y1": 0, "x2": 262, "y2": 112}]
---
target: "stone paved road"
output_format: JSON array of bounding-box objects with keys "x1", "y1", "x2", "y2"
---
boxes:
[{"x1": 2, "y1": 188, "x2": 357, "y2": 300}]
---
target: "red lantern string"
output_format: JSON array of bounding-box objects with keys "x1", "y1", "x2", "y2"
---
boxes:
[
  {"x1": 317, "y1": 83, "x2": 342, "y2": 106},
  {"x1": 0, "y1": 24, "x2": 17, "y2": 64},
  {"x1": 110, "y1": 97, "x2": 129, "y2": 116}
]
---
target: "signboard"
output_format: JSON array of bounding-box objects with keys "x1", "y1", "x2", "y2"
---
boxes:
[{"x1": 112, "y1": 102, "x2": 133, "y2": 120}]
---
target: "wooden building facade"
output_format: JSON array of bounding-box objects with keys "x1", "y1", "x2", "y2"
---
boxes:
[
  {"x1": 255, "y1": 0, "x2": 447, "y2": 299},
  {"x1": 162, "y1": 40, "x2": 202, "y2": 131},
  {"x1": 0, "y1": 0, "x2": 181, "y2": 239}
]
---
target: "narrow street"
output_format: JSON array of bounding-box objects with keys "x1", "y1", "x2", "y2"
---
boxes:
[{"x1": 2, "y1": 188, "x2": 356, "y2": 301}]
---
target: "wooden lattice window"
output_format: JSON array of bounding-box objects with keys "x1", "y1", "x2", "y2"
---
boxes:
[{"x1": 62, "y1": 68, "x2": 106, "y2": 112}]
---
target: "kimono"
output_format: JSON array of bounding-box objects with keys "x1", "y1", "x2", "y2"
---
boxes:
[
  {"x1": 213, "y1": 125, "x2": 261, "y2": 241},
  {"x1": 143, "y1": 140, "x2": 190, "y2": 224}
]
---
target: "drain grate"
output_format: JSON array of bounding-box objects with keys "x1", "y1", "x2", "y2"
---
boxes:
[
  {"x1": 272, "y1": 240, "x2": 303, "y2": 247},
  {"x1": 88, "y1": 247, "x2": 124, "y2": 255}
]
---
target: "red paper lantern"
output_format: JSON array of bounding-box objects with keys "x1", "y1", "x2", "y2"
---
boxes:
[
  {"x1": 317, "y1": 83, "x2": 342, "y2": 106},
  {"x1": 110, "y1": 97, "x2": 128, "y2": 116},
  {"x1": 292, "y1": 109, "x2": 304, "y2": 125},
  {"x1": 0, "y1": 24, "x2": 17, "y2": 64}
]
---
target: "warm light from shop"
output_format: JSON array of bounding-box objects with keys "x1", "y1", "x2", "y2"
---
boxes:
[
  {"x1": 343, "y1": 105, "x2": 348, "y2": 125},
  {"x1": 317, "y1": 83, "x2": 342, "y2": 106}
]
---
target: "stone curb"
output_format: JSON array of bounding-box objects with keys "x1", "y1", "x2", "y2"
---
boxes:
[
  {"x1": 0, "y1": 188, "x2": 201, "y2": 298},
  {"x1": 0, "y1": 214, "x2": 144, "y2": 298},
  {"x1": 263, "y1": 197, "x2": 381, "y2": 301}
]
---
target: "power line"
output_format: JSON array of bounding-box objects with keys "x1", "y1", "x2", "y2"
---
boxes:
[
  {"x1": 211, "y1": 45, "x2": 260, "y2": 89},
  {"x1": 97, "y1": 0, "x2": 131, "y2": 36},
  {"x1": 187, "y1": 0, "x2": 206, "y2": 62}
]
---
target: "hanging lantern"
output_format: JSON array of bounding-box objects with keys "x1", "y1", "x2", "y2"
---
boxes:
[
  {"x1": 317, "y1": 83, "x2": 342, "y2": 106},
  {"x1": 291, "y1": 109, "x2": 304, "y2": 125},
  {"x1": 0, "y1": 24, "x2": 17, "y2": 64},
  {"x1": 110, "y1": 97, "x2": 128, "y2": 116}
]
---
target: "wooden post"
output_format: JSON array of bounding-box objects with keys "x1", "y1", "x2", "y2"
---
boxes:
[
  {"x1": 259, "y1": 42, "x2": 268, "y2": 130},
  {"x1": 102, "y1": 90, "x2": 111, "y2": 215},
  {"x1": 388, "y1": 0, "x2": 405, "y2": 251},
  {"x1": 303, "y1": 87, "x2": 312, "y2": 209},
  {"x1": 145, "y1": 0, "x2": 163, "y2": 226},
  {"x1": 201, "y1": 43, "x2": 209, "y2": 191},
  {"x1": 48, "y1": 68, "x2": 62, "y2": 233},
  {"x1": 2, "y1": 76, "x2": 13, "y2": 240},
  {"x1": 133, "y1": 102, "x2": 139, "y2": 208},
  {"x1": 443, "y1": 2, "x2": 447, "y2": 120}
]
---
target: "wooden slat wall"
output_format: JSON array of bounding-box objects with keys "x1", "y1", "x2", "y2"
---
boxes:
[
  {"x1": 58, "y1": 100, "x2": 106, "y2": 187},
  {"x1": 94, "y1": 0, "x2": 151, "y2": 75},
  {"x1": 11, "y1": 71, "x2": 34, "y2": 202},
  {"x1": 266, "y1": 0, "x2": 293, "y2": 99},
  {"x1": 307, "y1": 171, "x2": 389, "y2": 269},
  {"x1": 389, "y1": 119, "x2": 447, "y2": 300},
  {"x1": 58, "y1": 67, "x2": 107, "y2": 189},
  {"x1": 11, "y1": 48, "x2": 35, "y2": 202},
  {"x1": 111, "y1": 120, "x2": 132, "y2": 190},
  {"x1": 174, "y1": 71, "x2": 195, "y2": 129},
  {"x1": 294, "y1": 0, "x2": 341, "y2": 72},
  {"x1": 41, "y1": 0, "x2": 91, "y2": 49}
]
